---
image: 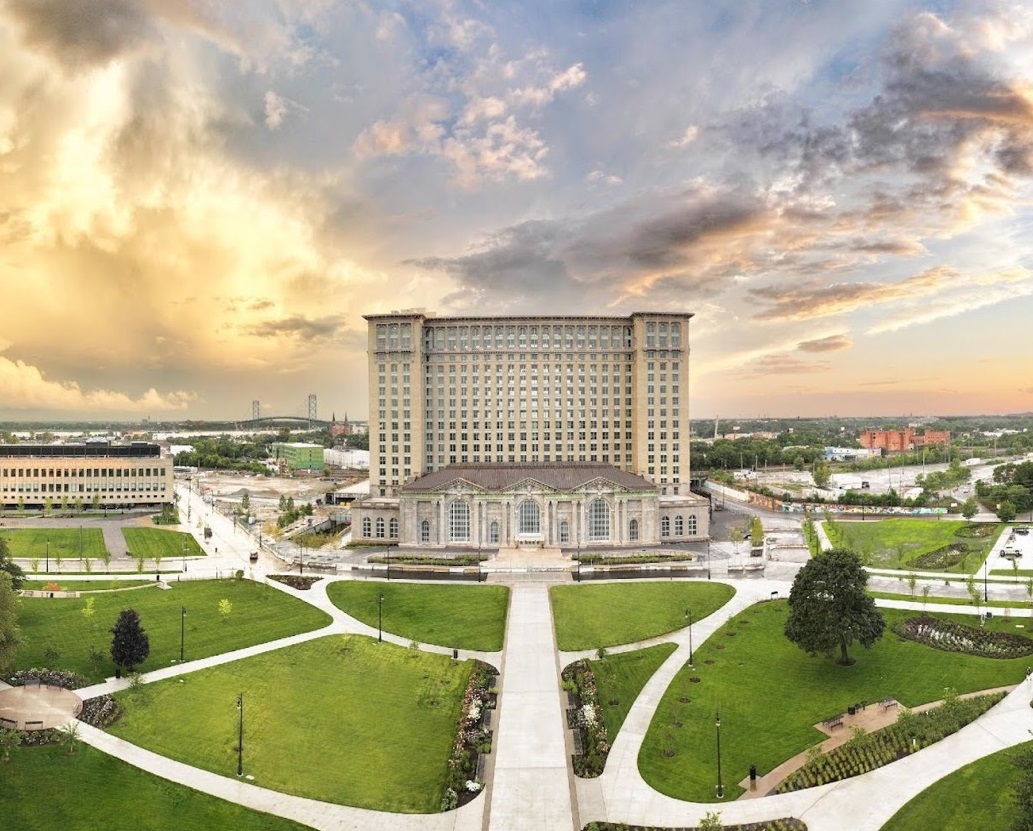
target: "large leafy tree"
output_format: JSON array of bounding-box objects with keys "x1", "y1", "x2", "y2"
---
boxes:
[
  {"x1": 0, "y1": 572, "x2": 20, "y2": 674},
  {"x1": 785, "y1": 548, "x2": 885, "y2": 665},
  {"x1": 0, "y1": 537, "x2": 25, "y2": 590},
  {"x1": 110, "y1": 609, "x2": 150, "y2": 673}
]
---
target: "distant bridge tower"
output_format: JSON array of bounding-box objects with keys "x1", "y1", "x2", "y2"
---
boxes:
[
  {"x1": 252, "y1": 400, "x2": 260, "y2": 422},
  {"x1": 307, "y1": 394, "x2": 317, "y2": 429}
]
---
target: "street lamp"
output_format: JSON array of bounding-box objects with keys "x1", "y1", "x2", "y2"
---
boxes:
[
  {"x1": 182, "y1": 539, "x2": 187, "y2": 574},
  {"x1": 46, "y1": 537, "x2": 50, "y2": 573},
  {"x1": 79, "y1": 525, "x2": 83, "y2": 562},
  {"x1": 299, "y1": 542, "x2": 305, "y2": 575},
  {"x1": 706, "y1": 538, "x2": 711, "y2": 580},
  {"x1": 715, "y1": 709, "x2": 724, "y2": 799},
  {"x1": 180, "y1": 606, "x2": 187, "y2": 662},
  {"x1": 984, "y1": 557, "x2": 989, "y2": 604},
  {"x1": 378, "y1": 592, "x2": 384, "y2": 643},
  {"x1": 236, "y1": 692, "x2": 244, "y2": 777},
  {"x1": 686, "y1": 609, "x2": 693, "y2": 665}
]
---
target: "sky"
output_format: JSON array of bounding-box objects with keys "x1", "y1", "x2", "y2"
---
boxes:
[{"x1": 1, "y1": 0, "x2": 1033, "y2": 423}]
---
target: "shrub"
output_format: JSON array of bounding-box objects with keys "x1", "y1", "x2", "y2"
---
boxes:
[{"x1": 892, "y1": 615, "x2": 1033, "y2": 659}]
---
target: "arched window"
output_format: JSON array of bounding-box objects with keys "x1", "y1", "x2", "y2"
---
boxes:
[
  {"x1": 389, "y1": 517, "x2": 399, "y2": 538},
  {"x1": 674, "y1": 515, "x2": 684, "y2": 536},
  {"x1": 362, "y1": 517, "x2": 371, "y2": 538},
  {"x1": 660, "y1": 516, "x2": 670, "y2": 538},
  {"x1": 376, "y1": 517, "x2": 386, "y2": 539},
  {"x1": 449, "y1": 501, "x2": 470, "y2": 542},
  {"x1": 588, "y1": 499, "x2": 610, "y2": 541},
  {"x1": 687, "y1": 515, "x2": 698, "y2": 536},
  {"x1": 559, "y1": 520, "x2": 570, "y2": 543},
  {"x1": 628, "y1": 518, "x2": 639, "y2": 541},
  {"x1": 489, "y1": 520, "x2": 500, "y2": 543},
  {"x1": 420, "y1": 519, "x2": 430, "y2": 543},
  {"x1": 518, "y1": 500, "x2": 541, "y2": 535}
]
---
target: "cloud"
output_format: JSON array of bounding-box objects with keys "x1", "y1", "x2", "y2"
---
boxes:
[
  {"x1": 669, "y1": 125, "x2": 699, "y2": 148},
  {"x1": 797, "y1": 334, "x2": 852, "y2": 353},
  {"x1": 736, "y1": 354, "x2": 833, "y2": 378},
  {"x1": 246, "y1": 315, "x2": 349, "y2": 342},
  {"x1": 0, "y1": 356, "x2": 194, "y2": 413}
]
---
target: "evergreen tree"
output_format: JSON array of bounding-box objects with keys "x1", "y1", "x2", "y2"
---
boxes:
[
  {"x1": 0, "y1": 537, "x2": 25, "y2": 590},
  {"x1": 110, "y1": 609, "x2": 150, "y2": 673}
]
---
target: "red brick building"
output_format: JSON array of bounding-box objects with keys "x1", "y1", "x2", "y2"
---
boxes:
[{"x1": 860, "y1": 428, "x2": 951, "y2": 452}]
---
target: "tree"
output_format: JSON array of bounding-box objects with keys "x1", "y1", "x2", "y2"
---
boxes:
[
  {"x1": 0, "y1": 727, "x2": 23, "y2": 763},
  {"x1": 784, "y1": 548, "x2": 886, "y2": 665},
  {"x1": 240, "y1": 491, "x2": 251, "y2": 515},
  {"x1": 110, "y1": 609, "x2": 150, "y2": 673},
  {"x1": 907, "y1": 572, "x2": 917, "y2": 600},
  {"x1": 812, "y1": 459, "x2": 832, "y2": 489},
  {"x1": 0, "y1": 572, "x2": 21, "y2": 674},
  {"x1": 999, "y1": 500, "x2": 1018, "y2": 522},
  {"x1": 961, "y1": 497, "x2": 979, "y2": 520},
  {"x1": 0, "y1": 537, "x2": 25, "y2": 590},
  {"x1": 699, "y1": 812, "x2": 724, "y2": 831},
  {"x1": 218, "y1": 598, "x2": 233, "y2": 620}
]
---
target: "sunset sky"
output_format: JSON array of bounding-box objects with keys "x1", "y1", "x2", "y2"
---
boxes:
[{"x1": 2, "y1": 0, "x2": 1032, "y2": 422}]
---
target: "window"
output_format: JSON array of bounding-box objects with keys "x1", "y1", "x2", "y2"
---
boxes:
[
  {"x1": 389, "y1": 518, "x2": 399, "y2": 538},
  {"x1": 421, "y1": 519, "x2": 430, "y2": 543},
  {"x1": 518, "y1": 500, "x2": 541, "y2": 535},
  {"x1": 489, "y1": 520, "x2": 500, "y2": 544},
  {"x1": 628, "y1": 518, "x2": 639, "y2": 541},
  {"x1": 559, "y1": 519, "x2": 570, "y2": 543},
  {"x1": 362, "y1": 517, "x2": 371, "y2": 538},
  {"x1": 687, "y1": 515, "x2": 697, "y2": 536},
  {"x1": 587, "y1": 498, "x2": 610, "y2": 541},
  {"x1": 376, "y1": 517, "x2": 386, "y2": 539},
  {"x1": 449, "y1": 500, "x2": 470, "y2": 542},
  {"x1": 660, "y1": 516, "x2": 670, "y2": 538},
  {"x1": 674, "y1": 515, "x2": 683, "y2": 536}
]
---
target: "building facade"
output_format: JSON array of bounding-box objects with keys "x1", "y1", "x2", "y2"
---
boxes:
[
  {"x1": 353, "y1": 311, "x2": 708, "y2": 548},
  {"x1": 860, "y1": 429, "x2": 952, "y2": 453},
  {"x1": 271, "y1": 442, "x2": 325, "y2": 472},
  {"x1": 0, "y1": 443, "x2": 173, "y2": 511}
]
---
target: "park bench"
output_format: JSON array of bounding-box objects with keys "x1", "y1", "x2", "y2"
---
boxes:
[
  {"x1": 823, "y1": 715, "x2": 844, "y2": 730},
  {"x1": 572, "y1": 728, "x2": 586, "y2": 756},
  {"x1": 881, "y1": 698, "x2": 898, "y2": 711}
]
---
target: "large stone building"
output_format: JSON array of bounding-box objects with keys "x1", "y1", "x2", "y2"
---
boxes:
[
  {"x1": 860, "y1": 428, "x2": 951, "y2": 453},
  {"x1": 0, "y1": 442, "x2": 173, "y2": 511},
  {"x1": 352, "y1": 311, "x2": 709, "y2": 549}
]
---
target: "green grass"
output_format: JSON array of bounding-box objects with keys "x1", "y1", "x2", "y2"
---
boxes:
[
  {"x1": 111, "y1": 635, "x2": 472, "y2": 812},
  {"x1": 1, "y1": 745, "x2": 315, "y2": 831},
  {"x1": 0, "y1": 528, "x2": 107, "y2": 561},
  {"x1": 11, "y1": 579, "x2": 332, "y2": 681},
  {"x1": 639, "y1": 601, "x2": 1029, "y2": 802},
  {"x1": 880, "y1": 742, "x2": 1029, "y2": 831},
  {"x1": 122, "y1": 528, "x2": 205, "y2": 563},
  {"x1": 591, "y1": 643, "x2": 678, "y2": 742},
  {"x1": 21, "y1": 580, "x2": 154, "y2": 592},
  {"x1": 869, "y1": 591, "x2": 1033, "y2": 610},
  {"x1": 550, "y1": 582, "x2": 736, "y2": 651},
  {"x1": 326, "y1": 581, "x2": 509, "y2": 651},
  {"x1": 991, "y1": 569, "x2": 1033, "y2": 577},
  {"x1": 828, "y1": 519, "x2": 1002, "y2": 573}
]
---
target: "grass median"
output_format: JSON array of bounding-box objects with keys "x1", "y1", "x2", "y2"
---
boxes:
[
  {"x1": 1, "y1": 527, "x2": 107, "y2": 562},
  {"x1": 122, "y1": 527, "x2": 205, "y2": 564}
]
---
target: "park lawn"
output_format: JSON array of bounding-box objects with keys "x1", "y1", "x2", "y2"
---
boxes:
[
  {"x1": 870, "y1": 590, "x2": 1033, "y2": 611},
  {"x1": 0, "y1": 527, "x2": 107, "y2": 563},
  {"x1": 590, "y1": 643, "x2": 678, "y2": 743},
  {"x1": 827, "y1": 519, "x2": 1001, "y2": 573},
  {"x1": 880, "y1": 742, "x2": 1029, "y2": 831},
  {"x1": 11, "y1": 579, "x2": 331, "y2": 681},
  {"x1": 551, "y1": 582, "x2": 736, "y2": 651},
  {"x1": 123, "y1": 527, "x2": 205, "y2": 564},
  {"x1": 639, "y1": 601, "x2": 1030, "y2": 802},
  {"x1": 111, "y1": 635, "x2": 472, "y2": 813},
  {"x1": 326, "y1": 581, "x2": 509, "y2": 652},
  {"x1": 2, "y1": 744, "x2": 315, "y2": 831},
  {"x1": 21, "y1": 579, "x2": 155, "y2": 592}
]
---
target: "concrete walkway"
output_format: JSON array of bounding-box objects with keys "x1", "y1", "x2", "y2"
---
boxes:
[{"x1": 487, "y1": 583, "x2": 574, "y2": 831}]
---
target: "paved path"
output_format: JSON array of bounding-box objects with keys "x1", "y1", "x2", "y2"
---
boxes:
[{"x1": 487, "y1": 584, "x2": 574, "y2": 831}]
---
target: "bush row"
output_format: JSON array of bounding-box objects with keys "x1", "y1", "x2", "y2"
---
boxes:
[
  {"x1": 562, "y1": 659, "x2": 610, "y2": 777},
  {"x1": 442, "y1": 660, "x2": 497, "y2": 811}
]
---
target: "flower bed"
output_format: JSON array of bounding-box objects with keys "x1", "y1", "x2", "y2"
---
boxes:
[
  {"x1": 3, "y1": 668, "x2": 90, "y2": 690},
  {"x1": 266, "y1": 574, "x2": 321, "y2": 590},
  {"x1": 955, "y1": 524, "x2": 997, "y2": 538},
  {"x1": 562, "y1": 659, "x2": 609, "y2": 777},
  {"x1": 573, "y1": 552, "x2": 695, "y2": 566},
  {"x1": 775, "y1": 691, "x2": 1005, "y2": 793},
  {"x1": 79, "y1": 695, "x2": 123, "y2": 728},
  {"x1": 892, "y1": 614, "x2": 1033, "y2": 659},
  {"x1": 584, "y1": 819, "x2": 806, "y2": 831},
  {"x1": 367, "y1": 554, "x2": 488, "y2": 566},
  {"x1": 442, "y1": 660, "x2": 497, "y2": 811},
  {"x1": 913, "y1": 542, "x2": 969, "y2": 570}
]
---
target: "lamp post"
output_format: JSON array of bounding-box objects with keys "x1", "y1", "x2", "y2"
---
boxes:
[
  {"x1": 236, "y1": 692, "x2": 244, "y2": 777},
  {"x1": 984, "y1": 557, "x2": 989, "y2": 604},
  {"x1": 706, "y1": 538, "x2": 711, "y2": 580},
  {"x1": 378, "y1": 592, "x2": 384, "y2": 643},
  {"x1": 715, "y1": 709, "x2": 724, "y2": 799},
  {"x1": 686, "y1": 609, "x2": 693, "y2": 665},
  {"x1": 180, "y1": 606, "x2": 187, "y2": 662},
  {"x1": 79, "y1": 525, "x2": 83, "y2": 562},
  {"x1": 299, "y1": 542, "x2": 304, "y2": 575},
  {"x1": 46, "y1": 537, "x2": 50, "y2": 573},
  {"x1": 182, "y1": 539, "x2": 187, "y2": 573}
]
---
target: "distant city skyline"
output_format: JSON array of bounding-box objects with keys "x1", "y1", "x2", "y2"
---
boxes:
[{"x1": 2, "y1": 1, "x2": 1033, "y2": 421}]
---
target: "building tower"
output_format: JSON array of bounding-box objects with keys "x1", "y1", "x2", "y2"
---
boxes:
[
  {"x1": 307, "y1": 394, "x2": 318, "y2": 429},
  {"x1": 251, "y1": 400, "x2": 260, "y2": 422}
]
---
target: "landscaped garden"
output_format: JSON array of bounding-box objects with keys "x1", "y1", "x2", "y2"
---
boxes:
[
  {"x1": 639, "y1": 601, "x2": 1030, "y2": 802},
  {"x1": 109, "y1": 635, "x2": 478, "y2": 813},
  {"x1": 825, "y1": 519, "x2": 1002, "y2": 572},
  {"x1": 879, "y1": 741, "x2": 1032, "y2": 831},
  {"x1": 21, "y1": 579, "x2": 154, "y2": 592},
  {"x1": 551, "y1": 582, "x2": 736, "y2": 651},
  {"x1": 122, "y1": 527, "x2": 205, "y2": 566},
  {"x1": 8, "y1": 578, "x2": 331, "y2": 682},
  {"x1": 1, "y1": 744, "x2": 316, "y2": 831},
  {"x1": 0, "y1": 527, "x2": 107, "y2": 564},
  {"x1": 564, "y1": 643, "x2": 677, "y2": 776},
  {"x1": 326, "y1": 581, "x2": 509, "y2": 652}
]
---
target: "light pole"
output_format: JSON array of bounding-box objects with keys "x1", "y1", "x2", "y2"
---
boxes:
[
  {"x1": 984, "y1": 558, "x2": 989, "y2": 604},
  {"x1": 46, "y1": 537, "x2": 50, "y2": 573},
  {"x1": 378, "y1": 592, "x2": 384, "y2": 643},
  {"x1": 182, "y1": 539, "x2": 187, "y2": 573},
  {"x1": 706, "y1": 538, "x2": 711, "y2": 580},
  {"x1": 236, "y1": 692, "x2": 244, "y2": 777},
  {"x1": 180, "y1": 606, "x2": 187, "y2": 662},
  {"x1": 299, "y1": 542, "x2": 304, "y2": 575},
  {"x1": 715, "y1": 709, "x2": 724, "y2": 799},
  {"x1": 79, "y1": 525, "x2": 83, "y2": 562},
  {"x1": 686, "y1": 609, "x2": 693, "y2": 665}
]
